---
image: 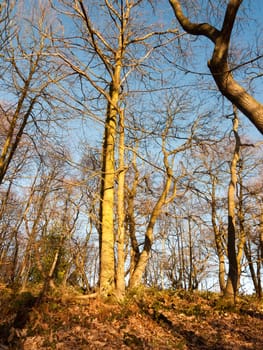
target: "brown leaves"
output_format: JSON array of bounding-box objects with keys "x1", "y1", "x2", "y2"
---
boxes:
[{"x1": 1, "y1": 288, "x2": 263, "y2": 349}]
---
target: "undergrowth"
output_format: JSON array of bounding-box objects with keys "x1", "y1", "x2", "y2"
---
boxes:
[{"x1": 1, "y1": 285, "x2": 263, "y2": 349}]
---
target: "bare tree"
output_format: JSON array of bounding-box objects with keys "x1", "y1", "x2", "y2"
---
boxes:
[
  {"x1": 240, "y1": 152, "x2": 263, "y2": 297},
  {"x1": 127, "y1": 94, "x2": 199, "y2": 288},
  {"x1": 52, "y1": 0, "x2": 179, "y2": 296},
  {"x1": 224, "y1": 107, "x2": 241, "y2": 300},
  {"x1": 0, "y1": 1, "x2": 65, "y2": 185}
]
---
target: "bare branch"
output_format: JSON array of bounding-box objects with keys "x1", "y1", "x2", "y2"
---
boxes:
[
  {"x1": 169, "y1": 0, "x2": 220, "y2": 43},
  {"x1": 169, "y1": 0, "x2": 263, "y2": 134}
]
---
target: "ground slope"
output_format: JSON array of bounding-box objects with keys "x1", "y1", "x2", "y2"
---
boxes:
[{"x1": 0, "y1": 287, "x2": 263, "y2": 349}]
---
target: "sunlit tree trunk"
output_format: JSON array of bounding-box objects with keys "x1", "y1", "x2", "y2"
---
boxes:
[
  {"x1": 99, "y1": 54, "x2": 123, "y2": 295},
  {"x1": 54, "y1": 0, "x2": 180, "y2": 296},
  {"x1": 235, "y1": 158, "x2": 247, "y2": 289},
  {"x1": 115, "y1": 109, "x2": 126, "y2": 297},
  {"x1": 187, "y1": 216, "x2": 194, "y2": 290},
  {"x1": 126, "y1": 157, "x2": 140, "y2": 280},
  {"x1": 211, "y1": 175, "x2": 226, "y2": 292},
  {"x1": 129, "y1": 141, "x2": 177, "y2": 288},
  {"x1": 224, "y1": 107, "x2": 240, "y2": 300}
]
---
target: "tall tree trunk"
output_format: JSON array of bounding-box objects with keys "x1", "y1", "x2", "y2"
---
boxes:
[
  {"x1": 260, "y1": 205, "x2": 263, "y2": 268},
  {"x1": 115, "y1": 109, "x2": 126, "y2": 298},
  {"x1": 244, "y1": 242, "x2": 261, "y2": 298},
  {"x1": 126, "y1": 158, "x2": 140, "y2": 281},
  {"x1": 211, "y1": 175, "x2": 226, "y2": 292},
  {"x1": 129, "y1": 165, "x2": 175, "y2": 288},
  {"x1": 187, "y1": 216, "x2": 193, "y2": 291},
  {"x1": 236, "y1": 158, "x2": 246, "y2": 289},
  {"x1": 99, "y1": 60, "x2": 122, "y2": 295},
  {"x1": 99, "y1": 92, "x2": 118, "y2": 295},
  {"x1": 258, "y1": 205, "x2": 263, "y2": 297},
  {"x1": 224, "y1": 107, "x2": 240, "y2": 300}
]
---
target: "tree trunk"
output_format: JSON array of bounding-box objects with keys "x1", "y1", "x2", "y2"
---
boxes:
[
  {"x1": 169, "y1": 0, "x2": 263, "y2": 134},
  {"x1": 126, "y1": 160, "x2": 140, "y2": 282},
  {"x1": 115, "y1": 109, "x2": 126, "y2": 298},
  {"x1": 129, "y1": 171, "x2": 175, "y2": 288},
  {"x1": 235, "y1": 158, "x2": 246, "y2": 290},
  {"x1": 99, "y1": 58, "x2": 122, "y2": 295},
  {"x1": 244, "y1": 242, "x2": 261, "y2": 298},
  {"x1": 211, "y1": 176, "x2": 226, "y2": 292},
  {"x1": 224, "y1": 108, "x2": 240, "y2": 300},
  {"x1": 99, "y1": 92, "x2": 118, "y2": 295}
]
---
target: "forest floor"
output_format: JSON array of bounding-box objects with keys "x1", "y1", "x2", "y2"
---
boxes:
[{"x1": 0, "y1": 285, "x2": 263, "y2": 349}]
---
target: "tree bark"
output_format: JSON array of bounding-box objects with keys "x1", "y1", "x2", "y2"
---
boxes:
[
  {"x1": 244, "y1": 242, "x2": 261, "y2": 298},
  {"x1": 99, "y1": 81, "x2": 119, "y2": 295},
  {"x1": 129, "y1": 155, "x2": 176, "y2": 288},
  {"x1": 224, "y1": 107, "x2": 240, "y2": 300},
  {"x1": 211, "y1": 175, "x2": 226, "y2": 292},
  {"x1": 169, "y1": 0, "x2": 263, "y2": 134},
  {"x1": 115, "y1": 109, "x2": 126, "y2": 298}
]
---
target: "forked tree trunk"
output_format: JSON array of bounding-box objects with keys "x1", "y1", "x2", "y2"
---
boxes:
[{"x1": 129, "y1": 168, "x2": 175, "y2": 289}]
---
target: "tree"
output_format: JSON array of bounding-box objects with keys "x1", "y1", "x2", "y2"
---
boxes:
[
  {"x1": 190, "y1": 140, "x2": 228, "y2": 293},
  {"x1": 0, "y1": 184, "x2": 23, "y2": 286},
  {"x1": 169, "y1": 0, "x2": 263, "y2": 134},
  {"x1": 53, "y1": 0, "x2": 179, "y2": 296},
  {"x1": 115, "y1": 109, "x2": 126, "y2": 297},
  {"x1": 224, "y1": 106, "x2": 242, "y2": 300},
  {"x1": 0, "y1": 1, "x2": 65, "y2": 186},
  {"x1": 239, "y1": 150, "x2": 263, "y2": 297},
  {"x1": 0, "y1": 0, "x2": 16, "y2": 51},
  {"x1": 127, "y1": 92, "x2": 201, "y2": 288}
]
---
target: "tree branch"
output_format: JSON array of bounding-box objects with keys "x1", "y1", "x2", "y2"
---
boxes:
[
  {"x1": 169, "y1": 0, "x2": 220, "y2": 43},
  {"x1": 169, "y1": 0, "x2": 263, "y2": 134}
]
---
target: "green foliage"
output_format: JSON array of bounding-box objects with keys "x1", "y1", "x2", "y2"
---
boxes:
[
  {"x1": 214, "y1": 298, "x2": 238, "y2": 313},
  {"x1": 27, "y1": 224, "x2": 71, "y2": 286},
  {"x1": 41, "y1": 226, "x2": 69, "y2": 281}
]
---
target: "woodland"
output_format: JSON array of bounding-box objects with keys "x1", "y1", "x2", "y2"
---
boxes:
[{"x1": 0, "y1": 0, "x2": 263, "y2": 348}]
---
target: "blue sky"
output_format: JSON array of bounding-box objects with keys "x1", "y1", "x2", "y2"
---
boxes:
[{"x1": 162, "y1": 0, "x2": 263, "y2": 141}]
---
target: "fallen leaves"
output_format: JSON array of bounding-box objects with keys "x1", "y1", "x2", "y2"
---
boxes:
[{"x1": 1, "y1": 288, "x2": 263, "y2": 349}]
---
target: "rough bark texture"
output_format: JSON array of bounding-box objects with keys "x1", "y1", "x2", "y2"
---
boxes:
[
  {"x1": 129, "y1": 148, "x2": 176, "y2": 289},
  {"x1": 211, "y1": 176, "x2": 226, "y2": 292},
  {"x1": 169, "y1": 0, "x2": 263, "y2": 134},
  {"x1": 115, "y1": 109, "x2": 126, "y2": 298},
  {"x1": 99, "y1": 80, "x2": 119, "y2": 295},
  {"x1": 224, "y1": 109, "x2": 240, "y2": 300},
  {"x1": 235, "y1": 159, "x2": 246, "y2": 290},
  {"x1": 126, "y1": 159, "x2": 140, "y2": 281},
  {"x1": 244, "y1": 242, "x2": 261, "y2": 297}
]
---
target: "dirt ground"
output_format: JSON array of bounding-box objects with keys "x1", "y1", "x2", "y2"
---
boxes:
[{"x1": 0, "y1": 287, "x2": 263, "y2": 349}]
